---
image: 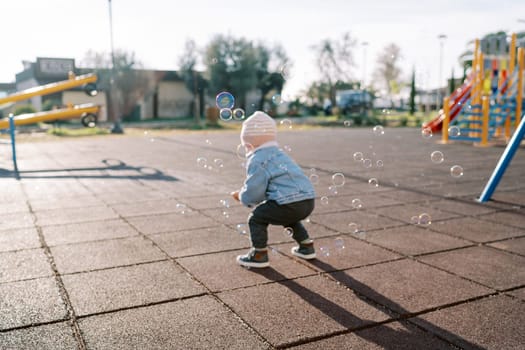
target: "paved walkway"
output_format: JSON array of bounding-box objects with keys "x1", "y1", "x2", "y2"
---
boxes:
[{"x1": 0, "y1": 126, "x2": 524, "y2": 349}]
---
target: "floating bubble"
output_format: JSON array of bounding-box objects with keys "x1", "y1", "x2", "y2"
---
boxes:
[
  {"x1": 422, "y1": 128, "x2": 433, "y2": 139},
  {"x1": 321, "y1": 196, "x2": 329, "y2": 205},
  {"x1": 216, "y1": 91, "x2": 235, "y2": 109},
  {"x1": 236, "y1": 223, "x2": 248, "y2": 236},
  {"x1": 219, "y1": 108, "x2": 233, "y2": 121},
  {"x1": 211, "y1": 57, "x2": 218, "y2": 64},
  {"x1": 219, "y1": 199, "x2": 230, "y2": 208},
  {"x1": 382, "y1": 109, "x2": 391, "y2": 115},
  {"x1": 344, "y1": 120, "x2": 352, "y2": 127},
  {"x1": 319, "y1": 246, "x2": 330, "y2": 257},
  {"x1": 418, "y1": 213, "x2": 432, "y2": 226},
  {"x1": 351, "y1": 198, "x2": 363, "y2": 209},
  {"x1": 334, "y1": 237, "x2": 345, "y2": 251},
  {"x1": 283, "y1": 227, "x2": 294, "y2": 237},
  {"x1": 376, "y1": 160, "x2": 384, "y2": 168},
  {"x1": 280, "y1": 63, "x2": 293, "y2": 80},
  {"x1": 196, "y1": 157, "x2": 207, "y2": 168},
  {"x1": 279, "y1": 163, "x2": 288, "y2": 171},
  {"x1": 430, "y1": 151, "x2": 444, "y2": 164},
  {"x1": 353, "y1": 152, "x2": 364, "y2": 162},
  {"x1": 309, "y1": 173, "x2": 319, "y2": 185},
  {"x1": 368, "y1": 178, "x2": 379, "y2": 187},
  {"x1": 222, "y1": 210, "x2": 230, "y2": 219},
  {"x1": 236, "y1": 143, "x2": 254, "y2": 159},
  {"x1": 310, "y1": 168, "x2": 317, "y2": 174},
  {"x1": 232, "y1": 108, "x2": 245, "y2": 120},
  {"x1": 328, "y1": 185, "x2": 338, "y2": 195},
  {"x1": 348, "y1": 222, "x2": 359, "y2": 233},
  {"x1": 410, "y1": 215, "x2": 419, "y2": 225},
  {"x1": 272, "y1": 94, "x2": 283, "y2": 105},
  {"x1": 205, "y1": 139, "x2": 212, "y2": 145},
  {"x1": 448, "y1": 126, "x2": 461, "y2": 137},
  {"x1": 280, "y1": 119, "x2": 292, "y2": 129},
  {"x1": 450, "y1": 165, "x2": 464, "y2": 178},
  {"x1": 363, "y1": 159, "x2": 373, "y2": 168},
  {"x1": 214, "y1": 158, "x2": 224, "y2": 168},
  {"x1": 283, "y1": 145, "x2": 292, "y2": 153},
  {"x1": 175, "y1": 203, "x2": 187, "y2": 214},
  {"x1": 373, "y1": 125, "x2": 385, "y2": 135},
  {"x1": 331, "y1": 173, "x2": 345, "y2": 187}
]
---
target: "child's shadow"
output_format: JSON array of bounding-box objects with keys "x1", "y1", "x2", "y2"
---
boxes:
[{"x1": 252, "y1": 260, "x2": 485, "y2": 349}]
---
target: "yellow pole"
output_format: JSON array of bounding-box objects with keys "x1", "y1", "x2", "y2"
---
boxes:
[
  {"x1": 505, "y1": 34, "x2": 516, "y2": 139},
  {"x1": 442, "y1": 96, "x2": 450, "y2": 143},
  {"x1": 516, "y1": 48, "x2": 524, "y2": 126},
  {"x1": 480, "y1": 96, "x2": 489, "y2": 146}
]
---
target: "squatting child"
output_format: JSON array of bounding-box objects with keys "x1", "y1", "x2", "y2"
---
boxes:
[{"x1": 231, "y1": 111, "x2": 316, "y2": 268}]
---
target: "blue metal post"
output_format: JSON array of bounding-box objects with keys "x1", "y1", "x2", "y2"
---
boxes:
[
  {"x1": 8, "y1": 114, "x2": 19, "y2": 174},
  {"x1": 478, "y1": 114, "x2": 525, "y2": 202}
]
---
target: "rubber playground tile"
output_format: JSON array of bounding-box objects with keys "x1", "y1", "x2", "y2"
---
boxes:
[
  {"x1": 338, "y1": 193, "x2": 404, "y2": 210},
  {"x1": 50, "y1": 236, "x2": 166, "y2": 274},
  {"x1": 429, "y1": 198, "x2": 498, "y2": 216},
  {"x1": 28, "y1": 195, "x2": 105, "y2": 211},
  {"x1": 94, "y1": 187, "x2": 171, "y2": 204},
  {"x1": 111, "y1": 199, "x2": 189, "y2": 218},
  {"x1": 218, "y1": 274, "x2": 391, "y2": 347},
  {"x1": 373, "y1": 203, "x2": 462, "y2": 224},
  {"x1": 380, "y1": 189, "x2": 438, "y2": 204},
  {"x1": 34, "y1": 205, "x2": 119, "y2": 227},
  {"x1": 330, "y1": 259, "x2": 492, "y2": 315},
  {"x1": 126, "y1": 211, "x2": 217, "y2": 235},
  {"x1": 0, "y1": 212, "x2": 34, "y2": 231},
  {"x1": 200, "y1": 206, "x2": 252, "y2": 226},
  {"x1": 0, "y1": 227, "x2": 41, "y2": 253},
  {"x1": 312, "y1": 210, "x2": 405, "y2": 233},
  {"x1": 279, "y1": 235, "x2": 401, "y2": 272},
  {"x1": 362, "y1": 225, "x2": 472, "y2": 256},
  {"x1": 429, "y1": 217, "x2": 524, "y2": 243},
  {"x1": 177, "y1": 194, "x2": 243, "y2": 210},
  {"x1": 62, "y1": 261, "x2": 205, "y2": 316},
  {"x1": 0, "y1": 201, "x2": 30, "y2": 214},
  {"x1": 0, "y1": 277, "x2": 67, "y2": 330},
  {"x1": 412, "y1": 295, "x2": 525, "y2": 350},
  {"x1": 490, "y1": 191, "x2": 525, "y2": 206},
  {"x1": 506, "y1": 287, "x2": 525, "y2": 301},
  {"x1": 79, "y1": 296, "x2": 268, "y2": 350},
  {"x1": 307, "y1": 196, "x2": 356, "y2": 214},
  {"x1": 149, "y1": 225, "x2": 250, "y2": 258},
  {"x1": 0, "y1": 248, "x2": 53, "y2": 283},
  {"x1": 289, "y1": 320, "x2": 453, "y2": 350},
  {"x1": 41, "y1": 219, "x2": 138, "y2": 246},
  {"x1": 291, "y1": 222, "x2": 343, "y2": 239},
  {"x1": 417, "y1": 246, "x2": 525, "y2": 290},
  {"x1": 477, "y1": 210, "x2": 525, "y2": 229},
  {"x1": 0, "y1": 321, "x2": 78, "y2": 350},
  {"x1": 488, "y1": 236, "x2": 525, "y2": 256}
]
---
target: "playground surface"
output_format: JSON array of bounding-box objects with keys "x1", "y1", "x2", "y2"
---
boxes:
[{"x1": 0, "y1": 126, "x2": 524, "y2": 349}]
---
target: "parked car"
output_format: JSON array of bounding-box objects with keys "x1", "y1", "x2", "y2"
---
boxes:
[{"x1": 333, "y1": 90, "x2": 373, "y2": 115}]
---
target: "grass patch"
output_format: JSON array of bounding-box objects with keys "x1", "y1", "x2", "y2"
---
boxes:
[{"x1": 47, "y1": 127, "x2": 110, "y2": 137}]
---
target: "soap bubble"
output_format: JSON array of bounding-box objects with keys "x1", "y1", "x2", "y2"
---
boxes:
[
  {"x1": 196, "y1": 157, "x2": 207, "y2": 168},
  {"x1": 222, "y1": 210, "x2": 230, "y2": 219},
  {"x1": 272, "y1": 94, "x2": 283, "y2": 105},
  {"x1": 214, "y1": 158, "x2": 224, "y2": 169},
  {"x1": 353, "y1": 152, "x2": 363, "y2": 162},
  {"x1": 321, "y1": 196, "x2": 329, "y2": 205},
  {"x1": 236, "y1": 143, "x2": 254, "y2": 159},
  {"x1": 216, "y1": 91, "x2": 235, "y2": 109},
  {"x1": 344, "y1": 120, "x2": 352, "y2": 127},
  {"x1": 410, "y1": 215, "x2": 419, "y2": 225},
  {"x1": 348, "y1": 222, "x2": 359, "y2": 233},
  {"x1": 280, "y1": 63, "x2": 293, "y2": 80},
  {"x1": 418, "y1": 213, "x2": 432, "y2": 226},
  {"x1": 283, "y1": 145, "x2": 292, "y2": 153},
  {"x1": 283, "y1": 227, "x2": 294, "y2": 237},
  {"x1": 328, "y1": 185, "x2": 338, "y2": 195},
  {"x1": 319, "y1": 246, "x2": 330, "y2": 257},
  {"x1": 219, "y1": 108, "x2": 233, "y2": 121},
  {"x1": 280, "y1": 119, "x2": 292, "y2": 129},
  {"x1": 219, "y1": 199, "x2": 230, "y2": 208},
  {"x1": 448, "y1": 126, "x2": 461, "y2": 137},
  {"x1": 368, "y1": 178, "x2": 379, "y2": 187},
  {"x1": 450, "y1": 165, "x2": 464, "y2": 178},
  {"x1": 236, "y1": 223, "x2": 248, "y2": 236},
  {"x1": 309, "y1": 173, "x2": 319, "y2": 185},
  {"x1": 430, "y1": 151, "x2": 444, "y2": 164},
  {"x1": 363, "y1": 159, "x2": 373, "y2": 168},
  {"x1": 351, "y1": 198, "x2": 363, "y2": 209},
  {"x1": 232, "y1": 108, "x2": 245, "y2": 120},
  {"x1": 331, "y1": 173, "x2": 345, "y2": 187},
  {"x1": 422, "y1": 128, "x2": 433, "y2": 139},
  {"x1": 373, "y1": 125, "x2": 385, "y2": 135},
  {"x1": 334, "y1": 237, "x2": 345, "y2": 251},
  {"x1": 376, "y1": 160, "x2": 384, "y2": 168},
  {"x1": 175, "y1": 203, "x2": 187, "y2": 214}
]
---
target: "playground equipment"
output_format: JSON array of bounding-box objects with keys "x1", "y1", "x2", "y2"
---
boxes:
[
  {"x1": 1, "y1": 72, "x2": 100, "y2": 175},
  {"x1": 423, "y1": 33, "x2": 525, "y2": 146}
]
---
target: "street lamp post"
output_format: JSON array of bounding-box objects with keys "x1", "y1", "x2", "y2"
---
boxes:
[
  {"x1": 108, "y1": 0, "x2": 123, "y2": 134},
  {"x1": 362, "y1": 41, "x2": 369, "y2": 89},
  {"x1": 438, "y1": 34, "x2": 447, "y2": 109}
]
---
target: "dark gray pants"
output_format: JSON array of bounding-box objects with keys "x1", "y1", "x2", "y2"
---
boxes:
[{"x1": 248, "y1": 199, "x2": 315, "y2": 249}]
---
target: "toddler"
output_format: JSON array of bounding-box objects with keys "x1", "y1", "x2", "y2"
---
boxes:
[{"x1": 231, "y1": 111, "x2": 316, "y2": 268}]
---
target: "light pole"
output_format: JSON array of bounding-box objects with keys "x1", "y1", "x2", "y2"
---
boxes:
[
  {"x1": 362, "y1": 41, "x2": 369, "y2": 89},
  {"x1": 438, "y1": 34, "x2": 447, "y2": 109},
  {"x1": 108, "y1": 0, "x2": 123, "y2": 134}
]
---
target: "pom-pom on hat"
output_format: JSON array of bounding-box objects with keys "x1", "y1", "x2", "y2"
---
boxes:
[{"x1": 240, "y1": 111, "x2": 277, "y2": 147}]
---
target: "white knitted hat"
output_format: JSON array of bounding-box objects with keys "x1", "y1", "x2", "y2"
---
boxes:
[{"x1": 240, "y1": 111, "x2": 277, "y2": 147}]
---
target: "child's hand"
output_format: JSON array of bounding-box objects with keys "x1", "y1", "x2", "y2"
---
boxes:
[{"x1": 231, "y1": 191, "x2": 240, "y2": 201}]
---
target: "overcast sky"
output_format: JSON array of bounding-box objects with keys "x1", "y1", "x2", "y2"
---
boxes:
[{"x1": 1, "y1": 0, "x2": 524, "y2": 98}]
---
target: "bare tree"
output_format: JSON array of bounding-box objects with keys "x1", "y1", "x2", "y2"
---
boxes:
[
  {"x1": 373, "y1": 43, "x2": 403, "y2": 100},
  {"x1": 312, "y1": 32, "x2": 357, "y2": 107},
  {"x1": 178, "y1": 39, "x2": 205, "y2": 124}
]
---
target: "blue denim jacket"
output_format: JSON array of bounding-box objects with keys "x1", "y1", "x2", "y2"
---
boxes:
[{"x1": 239, "y1": 144, "x2": 316, "y2": 207}]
